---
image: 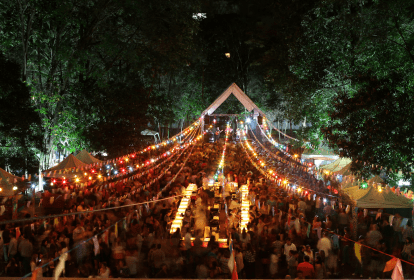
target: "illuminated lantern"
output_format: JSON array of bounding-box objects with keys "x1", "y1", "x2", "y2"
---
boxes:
[{"x1": 360, "y1": 181, "x2": 368, "y2": 189}]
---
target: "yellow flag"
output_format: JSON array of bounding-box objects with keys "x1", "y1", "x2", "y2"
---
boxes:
[
  {"x1": 354, "y1": 243, "x2": 362, "y2": 263},
  {"x1": 115, "y1": 223, "x2": 118, "y2": 238},
  {"x1": 383, "y1": 257, "x2": 398, "y2": 272}
]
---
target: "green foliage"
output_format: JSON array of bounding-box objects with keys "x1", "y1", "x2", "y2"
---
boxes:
[
  {"x1": 0, "y1": 53, "x2": 43, "y2": 174},
  {"x1": 0, "y1": 0, "x2": 202, "y2": 169}
]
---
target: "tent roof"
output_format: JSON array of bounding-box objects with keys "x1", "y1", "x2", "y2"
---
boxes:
[
  {"x1": 321, "y1": 158, "x2": 352, "y2": 172},
  {"x1": 75, "y1": 149, "x2": 102, "y2": 165},
  {"x1": 341, "y1": 180, "x2": 355, "y2": 189},
  {"x1": 201, "y1": 83, "x2": 266, "y2": 116},
  {"x1": 343, "y1": 186, "x2": 412, "y2": 208},
  {"x1": 358, "y1": 187, "x2": 412, "y2": 208},
  {"x1": 337, "y1": 162, "x2": 353, "y2": 176},
  {"x1": 303, "y1": 146, "x2": 336, "y2": 156},
  {"x1": 368, "y1": 175, "x2": 384, "y2": 184},
  {"x1": 141, "y1": 129, "x2": 159, "y2": 136},
  {"x1": 0, "y1": 168, "x2": 22, "y2": 196},
  {"x1": 45, "y1": 154, "x2": 87, "y2": 172}
]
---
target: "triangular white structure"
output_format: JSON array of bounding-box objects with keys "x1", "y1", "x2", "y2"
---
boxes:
[
  {"x1": 201, "y1": 83, "x2": 298, "y2": 141},
  {"x1": 201, "y1": 83, "x2": 265, "y2": 117}
]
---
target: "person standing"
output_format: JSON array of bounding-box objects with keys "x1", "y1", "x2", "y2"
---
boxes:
[
  {"x1": 297, "y1": 255, "x2": 315, "y2": 279},
  {"x1": 8, "y1": 232, "x2": 17, "y2": 261},
  {"x1": 243, "y1": 243, "x2": 256, "y2": 279},
  {"x1": 18, "y1": 234, "x2": 33, "y2": 274}
]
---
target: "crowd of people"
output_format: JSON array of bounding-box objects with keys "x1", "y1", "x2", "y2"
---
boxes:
[{"x1": 0, "y1": 133, "x2": 413, "y2": 279}]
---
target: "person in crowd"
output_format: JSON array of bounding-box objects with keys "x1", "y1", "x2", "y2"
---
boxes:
[{"x1": 297, "y1": 255, "x2": 315, "y2": 278}]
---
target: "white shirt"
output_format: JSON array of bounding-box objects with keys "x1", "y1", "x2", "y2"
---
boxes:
[
  {"x1": 317, "y1": 237, "x2": 332, "y2": 257},
  {"x1": 184, "y1": 232, "x2": 192, "y2": 250},
  {"x1": 284, "y1": 243, "x2": 297, "y2": 256}
]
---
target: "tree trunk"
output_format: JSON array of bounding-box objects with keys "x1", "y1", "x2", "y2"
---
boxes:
[
  {"x1": 277, "y1": 120, "x2": 280, "y2": 142},
  {"x1": 158, "y1": 121, "x2": 161, "y2": 141}
]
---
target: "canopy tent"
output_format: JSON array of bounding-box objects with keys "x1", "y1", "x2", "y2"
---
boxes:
[
  {"x1": 320, "y1": 158, "x2": 352, "y2": 172},
  {"x1": 0, "y1": 168, "x2": 22, "y2": 196},
  {"x1": 341, "y1": 180, "x2": 355, "y2": 189},
  {"x1": 75, "y1": 149, "x2": 102, "y2": 165},
  {"x1": 343, "y1": 186, "x2": 412, "y2": 208},
  {"x1": 141, "y1": 129, "x2": 161, "y2": 143},
  {"x1": 44, "y1": 154, "x2": 87, "y2": 174},
  {"x1": 337, "y1": 162, "x2": 353, "y2": 176},
  {"x1": 302, "y1": 146, "x2": 337, "y2": 161},
  {"x1": 368, "y1": 175, "x2": 384, "y2": 185}
]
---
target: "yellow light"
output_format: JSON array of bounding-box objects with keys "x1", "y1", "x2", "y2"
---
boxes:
[
  {"x1": 298, "y1": 187, "x2": 302, "y2": 192},
  {"x1": 51, "y1": 183, "x2": 54, "y2": 186},
  {"x1": 98, "y1": 174, "x2": 102, "y2": 179},
  {"x1": 0, "y1": 188, "x2": 2, "y2": 192},
  {"x1": 89, "y1": 176, "x2": 92, "y2": 180},
  {"x1": 75, "y1": 178, "x2": 80, "y2": 182},
  {"x1": 13, "y1": 186, "x2": 18, "y2": 191},
  {"x1": 269, "y1": 170, "x2": 273, "y2": 174},
  {"x1": 283, "y1": 180, "x2": 287, "y2": 184},
  {"x1": 84, "y1": 172, "x2": 87, "y2": 176},
  {"x1": 225, "y1": 53, "x2": 230, "y2": 58},
  {"x1": 378, "y1": 187, "x2": 382, "y2": 192},
  {"x1": 125, "y1": 158, "x2": 129, "y2": 162}
]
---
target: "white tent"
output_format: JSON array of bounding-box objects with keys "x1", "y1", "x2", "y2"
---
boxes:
[{"x1": 141, "y1": 129, "x2": 160, "y2": 143}]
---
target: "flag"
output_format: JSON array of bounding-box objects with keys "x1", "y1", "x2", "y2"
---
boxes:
[
  {"x1": 115, "y1": 223, "x2": 118, "y2": 238},
  {"x1": 16, "y1": 227, "x2": 21, "y2": 240},
  {"x1": 93, "y1": 236, "x2": 99, "y2": 256},
  {"x1": 384, "y1": 257, "x2": 398, "y2": 272},
  {"x1": 391, "y1": 259, "x2": 404, "y2": 280},
  {"x1": 103, "y1": 230, "x2": 109, "y2": 244},
  {"x1": 55, "y1": 247, "x2": 68, "y2": 280},
  {"x1": 31, "y1": 267, "x2": 40, "y2": 280},
  {"x1": 231, "y1": 256, "x2": 238, "y2": 280},
  {"x1": 228, "y1": 249, "x2": 235, "y2": 272},
  {"x1": 355, "y1": 243, "x2": 362, "y2": 263}
]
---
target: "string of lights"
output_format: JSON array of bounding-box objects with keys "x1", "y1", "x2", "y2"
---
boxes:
[
  {"x1": 45, "y1": 121, "x2": 201, "y2": 189},
  {"x1": 241, "y1": 129, "x2": 338, "y2": 200}
]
